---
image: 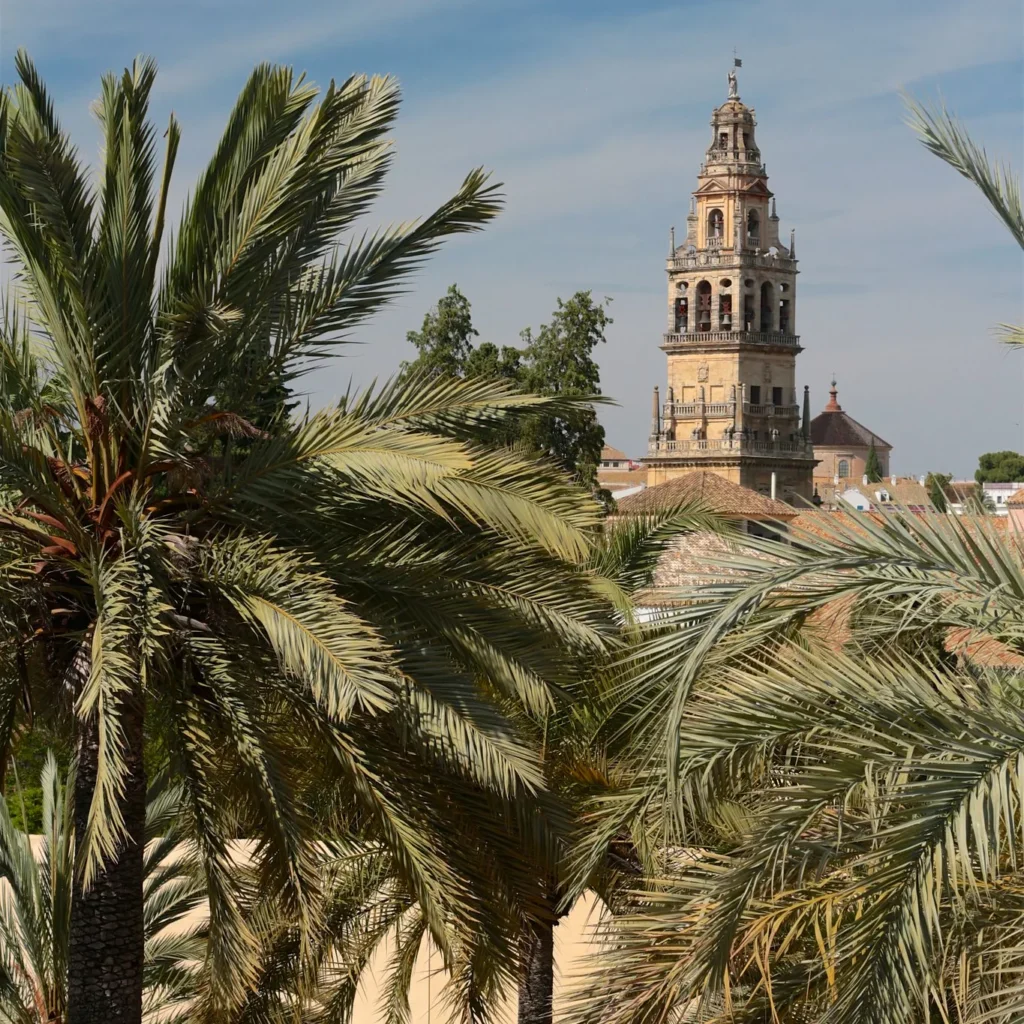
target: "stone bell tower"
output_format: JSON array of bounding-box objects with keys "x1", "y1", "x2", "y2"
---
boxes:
[{"x1": 643, "y1": 65, "x2": 815, "y2": 503}]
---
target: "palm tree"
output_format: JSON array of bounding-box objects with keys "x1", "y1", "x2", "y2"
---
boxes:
[
  {"x1": 0, "y1": 53, "x2": 617, "y2": 1023},
  {"x1": 563, "y1": 105, "x2": 1024, "y2": 1023},
  {"x1": 0, "y1": 753, "x2": 205, "y2": 1022}
]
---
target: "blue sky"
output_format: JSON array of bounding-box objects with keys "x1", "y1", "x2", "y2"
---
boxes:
[{"x1": 2, "y1": 0, "x2": 1022, "y2": 476}]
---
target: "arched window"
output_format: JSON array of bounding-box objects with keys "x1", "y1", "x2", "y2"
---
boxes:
[
  {"x1": 696, "y1": 281, "x2": 712, "y2": 331},
  {"x1": 707, "y1": 209, "x2": 723, "y2": 239},
  {"x1": 838, "y1": 459, "x2": 850, "y2": 479},
  {"x1": 746, "y1": 209, "x2": 760, "y2": 243},
  {"x1": 759, "y1": 281, "x2": 774, "y2": 331}
]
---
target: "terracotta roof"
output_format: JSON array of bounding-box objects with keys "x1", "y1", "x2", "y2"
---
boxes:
[
  {"x1": 600, "y1": 445, "x2": 629, "y2": 462},
  {"x1": 615, "y1": 471, "x2": 798, "y2": 519},
  {"x1": 1007, "y1": 489, "x2": 1024, "y2": 506},
  {"x1": 598, "y1": 466, "x2": 649, "y2": 491},
  {"x1": 810, "y1": 383, "x2": 891, "y2": 449}
]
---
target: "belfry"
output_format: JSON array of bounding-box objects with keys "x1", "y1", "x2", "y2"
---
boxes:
[{"x1": 643, "y1": 65, "x2": 815, "y2": 503}]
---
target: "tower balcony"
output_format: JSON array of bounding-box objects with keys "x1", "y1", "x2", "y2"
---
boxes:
[
  {"x1": 669, "y1": 250, "x2": 795, "y2": 271},
  {"x1": 662, "y1": 329, "x2": 800, "y2": 350},
  {"x1": 663, "y1": 401, "x2": 801, "y2": 420},
  {"x1": 646, "y1": 437, "x2": 815, "y2": 459}
]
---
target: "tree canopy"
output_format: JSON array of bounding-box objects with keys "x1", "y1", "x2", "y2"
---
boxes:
[
  {"x1": 402, "y1": 285, "x2": 612, "y2": 488},
  {"x1": 865, "y1": 437, "x2": 883, "y2": 482},
  {"x1": 976, "y1": 449, "x2": 1024, "y2": 483}
]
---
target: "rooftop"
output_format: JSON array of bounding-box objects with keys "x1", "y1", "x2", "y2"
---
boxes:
[
  {"x1": 809, "y1": 382, "x2": 891, "y2": 450},
  {"x1": 616, "y1": 470, "x2": 797, "y2": 520}
]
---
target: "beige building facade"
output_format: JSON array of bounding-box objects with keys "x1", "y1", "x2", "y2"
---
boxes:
[{"x1": 643, "y1": 69, "x2": 816, "y2": 503}]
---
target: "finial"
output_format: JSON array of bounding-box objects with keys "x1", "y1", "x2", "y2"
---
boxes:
[
  {"x1": 825, "y1": 379, "x2": 841, "y2": 412},
  {"x1": 670, "y1": 225, "x2": 675, "y2": 254},
  {"x1": 802, "y1": 384, "x2": 811, "y2": 440},
  {"x1": 689, "y1": 196, "x2": 696, "y2": 215},
  {"x1": 650, "y1": 386, "x2": 661, "y2": 439},
  {"x1": 770, "y1": 197, "x2": 777, "y2": 219},
  {"x1": 789, "y1": 227, "x2": 796, "y2": 257}
]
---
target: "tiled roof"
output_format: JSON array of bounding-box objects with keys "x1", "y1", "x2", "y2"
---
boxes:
[
  {"x1": 809, "y1": 383, "x2": 891, "y2": 449},
  {"x1": 615, "y1": 471, "x2": 798, "y2": 519},
  {"x1": 810, "y1": 410, "x2": 891, "y2": 449},
  {"x1": 600, "y1": 445, "x2": 629, "y2": 462},
  {"x1": 599, "y1": 466, "x2": 649, "y2": 491},
  {"x1": 1007, "y1": 489, "x2": 1024, "y2": 506}
]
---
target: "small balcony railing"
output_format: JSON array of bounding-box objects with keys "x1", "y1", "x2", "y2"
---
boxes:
[
  {"x1": 662, "y1": 330, "x2": 800, "y2": 348},
  {"x1": 647, "y1": 438, "x2": 814, "y2": 458}
]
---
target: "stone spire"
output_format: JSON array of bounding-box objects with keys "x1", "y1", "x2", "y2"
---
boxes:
[
  {"x1": 802, "y1": 385, "x2": 811, "y2": 439},
  {"x1": 789, "y1": 228, "x2": 796, "y2": 258},
  {"x1": 650, "y1": 386, "x2": 661, "y2": 439}
]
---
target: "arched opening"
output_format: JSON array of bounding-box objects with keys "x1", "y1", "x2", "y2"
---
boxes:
[
  {"x1": 696, "y1": 281, "x2": 712, "y2": 332},
  {"x1": 746, "y1": 210, "x2": 760, "y2": 246},
  {"x1": 674, "y1": 295, "x2": 688, "y2": 333},
  {"x1": 759, "y1": 282, "x2": 774, "y2": 331},
  {"x1": 718, "y1": 288, "x2": 732, "y2": 331},
  {"x1": 707, "y1": 208, "x2": 724, "y2": 241},
  {"x1": 838, "y1": 459, "x2": 850, "y2": 479}
]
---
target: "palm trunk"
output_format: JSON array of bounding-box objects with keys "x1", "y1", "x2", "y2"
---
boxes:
[
  {"x1": 518, "y1": 913, "x2": 555, "y2": 1024},
  {"x1": 67, "y1": 685, "x2": 146, "y2": 1024}
]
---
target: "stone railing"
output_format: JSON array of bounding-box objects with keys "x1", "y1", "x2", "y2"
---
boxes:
[
  {"x1": 669, "y1": 251, "x2": 795, "y2": 271},
  {"x1": 706, "y1": 149, "x2": 762, "y2": 165},
  {"x1": 664, "y1": 401, "x2": 735, "y2": 418},
  {"x1": 647, "y1": 438, "x2": 814, "y2": 458},
  {"x1": 745, "y1": 403, "x2": 801, "y2": 418},
  {"x1": 664, "y1": 402, "x2": 802, "y2": 420},
  {"x1": 706, "y1": 235, "x2": 724, "y2": 249},
  {"x1": 662, "y1": 330, "x2": 800, "y2": 348}
]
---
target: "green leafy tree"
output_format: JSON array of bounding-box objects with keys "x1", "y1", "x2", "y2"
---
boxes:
[
  {"x1": 401, "y1": 283, "x2": 478, "y2": 379},
  {"x1": 926, "y1": 470, "x2": 952, "y2": 511},
  {"x1": 402, "y1": 288, "x2": 613, "y2": 491},
  {"x1": 518, "y1": 292, "x2": 612, "y2": 488},
  {"x1": 0, "y1": 53, "x2": 616, "y2": 1024},
  {"x1": 975, "y1": 449, "x2": 1024, "y2": 483},
  {"x1": 864, "y1": 438, "x2": 883, "y2": 483}
]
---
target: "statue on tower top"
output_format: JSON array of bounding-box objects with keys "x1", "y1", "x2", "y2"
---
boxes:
[{"x1": 728, "y1": 56, "x2": 741, "y2": 99}]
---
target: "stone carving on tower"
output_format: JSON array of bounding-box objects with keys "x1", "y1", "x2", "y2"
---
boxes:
[{"x1": 642, "y1": 65, "x2": 816, "y2": 503}]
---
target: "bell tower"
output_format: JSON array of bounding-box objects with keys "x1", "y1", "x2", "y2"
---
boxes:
[{"x1": 643, "y1": 66, "x2": 815, "y2": 503}]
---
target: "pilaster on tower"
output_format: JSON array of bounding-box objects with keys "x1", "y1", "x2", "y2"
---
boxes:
[{"x1": 642, "y1": 64, "x2": 816, "y2": 504}]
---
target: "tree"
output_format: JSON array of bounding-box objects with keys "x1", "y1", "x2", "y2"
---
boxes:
[
  {"x1": 0, "y1": 754, "x2": 205, "y2": 1022},
  {"x1": 402, "y1": 288, "x2": 612, "y2": 490},
  {"x1": 401, "y1": 283, "x2": 478, "y2": 379},
  {"x1": 925, "y1": 470, "x2": 952, "y2": 511},
  {"x1": 0, "y1": 54, "x2": 617, "y2": 1023},
  {"x1": 518, "y1": 292, "x2": 612, "y2": 489},
  {"x1": 864, "y1": 437, "x2": 883, "y2": 482},
  {"x1": 975, "y1": 449, "x2": 1024, "y2": 483}
]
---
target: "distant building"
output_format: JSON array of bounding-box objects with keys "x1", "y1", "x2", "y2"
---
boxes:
[
  {"x1": 597, "y1": 445, "x2": 648, "y2": 496},
  {"x1": 641, "y1": 66, "x2": 815, "y2": 504},
  {"x1": 809, "y1": 381, "x2": 892, "y2": 506},
  {"x1": 982, "y1": 481, "x2": 1024, "y2": 514}
]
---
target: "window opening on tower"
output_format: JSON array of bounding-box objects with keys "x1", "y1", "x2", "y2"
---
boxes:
[
  {"x1": 760, "y1": 282, "x2": 774, "y2": 331},
  {"x1": 747, "y1": 210, "x2": 760, "y2": 246},
  {"x1": 696, "y1": 281, "x2": 712, "y2": 331}
]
